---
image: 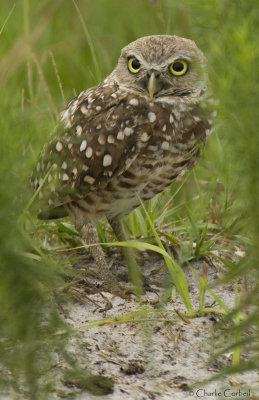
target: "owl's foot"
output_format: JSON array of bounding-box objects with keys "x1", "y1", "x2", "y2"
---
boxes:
[
  {"x1": 84, "y1": 252, "x2": 131, "y2": 302},
  {"x1": 72, "y1": 212, "x2": 144, "y2": 301},
  {"x1": 97, "y1": 260, "x2": 130, "y2": 299},
  {"x1": 78, "y1": 222, "x2": 131, "y2": 302}
]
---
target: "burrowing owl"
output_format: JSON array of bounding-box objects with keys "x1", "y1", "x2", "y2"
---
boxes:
[{"x1": 33, "y1": 35, "x2": 212, "y2": 295}]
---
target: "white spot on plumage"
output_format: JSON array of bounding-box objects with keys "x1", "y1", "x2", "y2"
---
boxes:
[
  {"x1": 72, "y1": 167, "x2": 78, "y2": 176},
  {"x1": 80, "y1": 104, "x2": 88, "y2": 114},
  {"x1": 84, "y1": 175, "x2": 95, "y2": 184},
  {"x1": 169, "y1": 114, "x2": 174, "y2": 123},
  {"x1": 85, "y1": 147, "x2": 93, "y2": 158},
  {"x1": 56, "y1": 141, "x2": 63, "y2": 152},
  {"x1": 162, "y1": 124, "x2": 167, "y2": 132},
  {"x1": 70, "y1": 100, "x2": 78, "y2": 114},
  {"x1": 164, "y1": 134, "x2": 171, "y2": 141},
  {"x1": 124, "y1": 127, "x2": 133, "y2": 136},
  {"x1": 77, "y1": 90, "x2": 85, "y2": 100},
  {"x1": 76, "y1": 125, "x2": 82, "y2": 136},
  {"x1": 194, "y1": 116, "x2": 201, "y2": 122},
  {"x1": 129, "y1": 98, "x2": 139, "y2": 106},
  {"x1": 108, "y1": 135, "x2": 115, "y2": 144},
  {"x1": 60, "y1": 109, "x2": 69, "y2": 121},
  {"x1": 96, "y1": 124, "x2": 102, "y2": 130},
  {"x1": 98, "y1": 134, "x2": 106, "y2": 145},
  {"x1": 96, "y1": 106, "x2": 102, "y2": 111},
  {"x1": 117, "y1": 131, "x2": 124, "y2": 141},
  {"x1": 68, "y1": 143, "x2": 73, "y2": 150},
  {"x1": 140, "y1": 132, "x2": 150, "y2": 142},
  {"x1": 65, "y1": 120, "x2": 72, "y2": 129},
  {"x1": 61, "y1": 161, "x2": 67, "y2": 170},
  {"x1": 103, "y1": 154, "x2": 112, "y2": 167},
  {"x1": 62, "y1": 173, "x2": 69, "y2": 181},
  {"x1": 148, "y1": 112, "x2": 156, "y2": 123},
  {"x1": 80, "y1": 140, "x2": 87, "y2": 152},
  {"x1": 111, "y1": 93, "x2": 117, "y2": 98},
  {"x1": 161, "y1": 141, "x2": 170, "y2": 150}
]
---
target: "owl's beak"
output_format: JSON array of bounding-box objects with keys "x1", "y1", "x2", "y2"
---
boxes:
[{"x1": 147, "y1": 72, "x2": 156, "y2": 99}]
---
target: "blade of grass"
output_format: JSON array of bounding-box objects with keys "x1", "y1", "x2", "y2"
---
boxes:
[
  {"x1": 72, "y1": 0, "x2": 102, "y2": 82},
  {"x1": 66, "y1": 308, "x2": 181, "y2": 330},
  {"x1": 48, "y1": 50, "x2": 66, "y2": 107},
  {"x1": 136, "y1": 194, "x2": 193, "y2": 314},
  {"x1": 19, "y1": 167, "x2": 53, "y2": 223},
  {"x1": 232, "y1": 279, "x2": 241, "y2": 369},
  {"x1": 192, "y1": 169, "x2": 206, "y2": 215},
  {"x1": 195, "y1": 221, "x2": 208, "y2": 256},
  {"x1": 156, "y1": 230, "x2": 179, "y2": 245},
  {"x1": 0, "y1": 3, "x2": 16, "y2": 36},
  {"x1": 129, "y1": 208, "x2": 147, "y2": 237},
  {"x1": 187, "y1": 262, "x2": 230, "y2": 314},
  {"x1": 199, "y1": 262, "x2": 208, "y2": 311},
  {"x1": 31, "y1": 51, "x2": 59, "y2": 120},
  {"x1": 185, "y1": 204, "x2": 199, "y2": 240}
]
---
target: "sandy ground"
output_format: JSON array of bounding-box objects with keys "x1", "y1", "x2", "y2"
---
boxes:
[
  {"x1": 51, "y1": 251, "x2": 258, "y2": 400},
  {"x1": 2, "y1": 251, "x2": 257, "y2": 400}
]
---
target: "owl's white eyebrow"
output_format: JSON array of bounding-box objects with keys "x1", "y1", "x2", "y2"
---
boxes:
[
  {"x1": 164, "y1": 55, "x2": 191, "y2": 65},
  {"x1": 126, "y1": 53, "x2": 148, "y2": 67}
]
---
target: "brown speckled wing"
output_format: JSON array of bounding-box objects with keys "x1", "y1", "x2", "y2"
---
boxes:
[{"x1": 32, "y1": 80, "x2": 145, "y2": 217}]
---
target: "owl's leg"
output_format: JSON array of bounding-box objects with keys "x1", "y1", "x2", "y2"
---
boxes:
[
  {"x1": 69, "y1": 206, "x2": 125, "y2": 298},
  {"x1": 80, "y1": 222, "x2": 120, "y2": 292},
  {"x1": 107, "y1": 216, "x2": 144, "y2": 296}
]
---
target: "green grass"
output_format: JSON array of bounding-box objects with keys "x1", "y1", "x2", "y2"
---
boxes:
[{"x1": 0, "y1": 0, "x2": 258, "y2": 398}]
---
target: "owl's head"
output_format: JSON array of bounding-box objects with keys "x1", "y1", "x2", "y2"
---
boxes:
[{"x1": 112, "y1": 35, "x2": 207, "y2": 101}]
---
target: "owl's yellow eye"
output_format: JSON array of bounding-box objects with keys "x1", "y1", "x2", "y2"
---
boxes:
[
  {"x1": 128, "y1": 57, "x2": 142, "y2": 73},
  {"x1": 169, "y1": 59, "x2": 188, "y2": 76}
]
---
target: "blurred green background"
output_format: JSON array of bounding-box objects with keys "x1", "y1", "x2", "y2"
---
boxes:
[{"x1": 0, "y1": 0, "x2": 258, "y2": 398}]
